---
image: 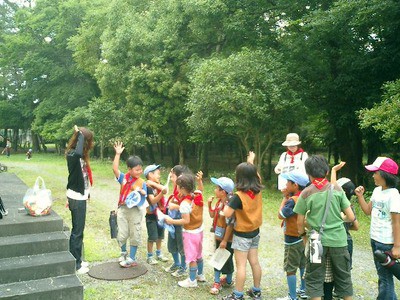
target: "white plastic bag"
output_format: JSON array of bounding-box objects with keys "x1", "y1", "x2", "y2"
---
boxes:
[
  {"x1": 208, "y1": 247, "x2": 231, "y2": 270},
  {"x1": 23, "y1": 176, "x2": 52, "y2": 216}
]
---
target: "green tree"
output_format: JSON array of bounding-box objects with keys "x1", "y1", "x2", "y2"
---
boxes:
[{"x1": 187, "y1": 48, "x2": 303, "y2": 172}]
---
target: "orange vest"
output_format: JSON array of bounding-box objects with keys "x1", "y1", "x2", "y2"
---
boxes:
[
  {"x1": 215, "y1": 200, "x2": 233, "y2": 242},
  {"x1": 234, "y1": 191, "x2": 262, "y2": 233},
  {"x1": 282, "y1": 195, "x2": 299, "y2": 237},
  {"x1": 183, "y1": 193, "x2": 203, "y2": 230}
]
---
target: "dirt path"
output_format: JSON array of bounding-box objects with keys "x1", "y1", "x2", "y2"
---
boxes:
[{"x1": 4, "y1": 158, "x2": 399, "y2": 299}]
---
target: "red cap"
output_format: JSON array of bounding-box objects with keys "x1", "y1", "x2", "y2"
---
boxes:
[{"x1": 365, "y1": 157, "x2": 398, "y2": 175}]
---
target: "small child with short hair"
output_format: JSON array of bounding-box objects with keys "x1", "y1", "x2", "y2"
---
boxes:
[
  {"x1": 208, "y1": 176, "x2": 235, "y2": 295},
  {"x1": 112, "y1": 141, "x2": 147, "y2": 268},
  {"x1": 276, "y1": 170, "x2": 309, "y2": 300},
  {"x1": 165, "y1": 173, "x2": 205, "y2": 288},
  {"x1": 144, "y1": 164, "x2": 169, "y2": 265},
  {"x1": 26, "y1": 149, "x2": 32, "y2": 160},
  {"x1": 355, "y1": 157, "x2": 400, "y2": 299},
  {"x1": 164, "y1": 165, "x2": 189, "y2": 276},
  {"x1": 293, "y1": 155, "x2": 354, "y2": 300}
]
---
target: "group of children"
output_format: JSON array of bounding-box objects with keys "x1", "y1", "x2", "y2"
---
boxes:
[{"x1": 110, "y1": 140, "x2": 400, "y2": 300}]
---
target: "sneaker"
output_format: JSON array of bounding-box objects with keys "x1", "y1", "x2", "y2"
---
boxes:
[
  {"x1": 246, "y1": 288, "x2": 262, "y2": 300},
  {"x1": 209, "y1": 282, "x2": 222, "y2": 295},
  {"x1": 164, "y1": 263, "x2": 180, "y2": 273},
  {"x1": 156, "y1": 255, "x2": 169, "y2": 262},
  {"x1": 81, "y1": 261, "x2": 89, "y2": 268},
  {"x1": 178, "y1": 277, "x2": 198, "y2": 288},
  {"x1": 76, "y1": 266, "x2": 89, "y2": 274},
  {"x1": 171, "y1": 267, "x2": 187, "y2": 278},
  {"x1": 296, "y1": 289, "x2": 307, "y2": 299},
  {"x1": 222, "y1": 293, "x2": 244, "y2": 300},
  {"x1": 119, "y1": 257, "x2": 138, "y2": 268},
  {"x1": 118, "y1": 251, "x2": 127, "y2": 262},
  {"x1": 147, "y1": 256, "x2": 159, "y2": 265},
  {"x1": 220, "y1": 276, "x2": 234, "y2": 287},
  {"x1": 196, "y1": 274, "x2": 206, "y2": 282},
  {"x1": 276, "y1": 295, "x2": 295, "y2": 300}
]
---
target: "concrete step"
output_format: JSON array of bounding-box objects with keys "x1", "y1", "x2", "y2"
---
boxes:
[
  {"x1": 0, "y1": 251, "x2": 76, "y2": 284},
  {"x1": 0, "y1": 232, "x2": 69, "y2": 259},
  {"x1": 0, "y1": 210, "x2": 64, "y2": 238},
  {"x1": 0, "y1": 275, "x2": 83, "y2": 299}
]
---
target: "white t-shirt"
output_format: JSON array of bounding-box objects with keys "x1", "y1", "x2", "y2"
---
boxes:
[
  {"x1": 370, "y1": 186, "x2": 400, "y2": 244},
  {"x1": 274, "y1": 151, "x2": 308, "y2": 190}
]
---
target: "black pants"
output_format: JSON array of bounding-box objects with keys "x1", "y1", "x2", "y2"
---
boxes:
[{"x1": 68, "y1": 198, "x2": 87, "y2": 270}]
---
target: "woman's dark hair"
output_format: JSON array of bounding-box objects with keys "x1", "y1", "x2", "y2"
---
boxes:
[
  {"x1": 176, "y1": 173, "x2": 195, "y2": 193},
  {"x1": 235, "y1": 162, "x2": 264, "y2": 194},
  {"x1": 126, "y1": 155, "x2": 143, "y2": 168},
  {"x1": 172, "y1": 165, "x2": 189, "y2": 177},
  {"x1": 305, "y1": 155, "x2": 329, "y2": 178},
  {"x1": 379, "y1": 170, "x2": 399, "y2": 188},
  {"x1": 65, "y1": 127, "x2": 94, "y2": 164}
]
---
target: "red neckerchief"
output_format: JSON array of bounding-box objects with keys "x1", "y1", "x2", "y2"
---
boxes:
[
  {"x1": 287, "y1": 148, "x2": 304, "y2": 163},
  {"x1": 87, "y1": 164, "x2": 93, "y2": 186},
  {"x1": 179, "y1": 193, "x2": 204, "y2": 207},
  {"x1": 312, "y1": 178, "x2": 328, "y2": 190},
  {"x1": 246, "y1": 190, "x2": 256, "y2": 199},
  {"x1": 294, "y1": 191, "x2": 301, "y2": 197},
  {"x1": 119, "y1": 173, "x2": 137, "y2": 206}
]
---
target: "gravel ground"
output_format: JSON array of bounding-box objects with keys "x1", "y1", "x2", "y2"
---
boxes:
[{"x1": 81, "y1": 182, "x2": 399, "y2": 299}]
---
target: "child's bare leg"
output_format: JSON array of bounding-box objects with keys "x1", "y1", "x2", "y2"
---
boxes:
[
  {"x1": 156, "y1": 239, "x2": 162, "y2": 251},
  {"x1": 248, "y1": 248, "x2": 261, "y2": 288},
  {"x1": 234, "y1": 249, "x2": 248, "y2": 292},
  {"x1": 147, "y1": 241, "x2": 153, "y2": 253}
]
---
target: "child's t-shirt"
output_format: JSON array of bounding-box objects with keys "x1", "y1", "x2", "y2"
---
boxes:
[
  {"x1": 294, "y1": 183, "x2": 350, "y2": 247},
  {"x1": 370, "y1": 186, "x2": 400, "y2": 244}
]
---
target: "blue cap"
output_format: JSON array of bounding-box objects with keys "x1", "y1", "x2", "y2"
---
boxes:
[
  {"x1": 211, "y1": 177, "x2": 235, "y2": 194},
  {"x1": 144, "y1": 164, "x2": 160, "y2": 177},
  {"x1": 280, "y1": 170, "x2": 309, "y2": 187}
]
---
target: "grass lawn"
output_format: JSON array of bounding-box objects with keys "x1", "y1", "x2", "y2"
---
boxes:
[{"x1": 0, "y1": 153, "x2": 391, "y2": 299}]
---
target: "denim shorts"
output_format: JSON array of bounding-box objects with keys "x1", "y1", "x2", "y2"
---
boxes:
[{"x1": 231, "y1": 234, "x2": 260, "y2": 251}]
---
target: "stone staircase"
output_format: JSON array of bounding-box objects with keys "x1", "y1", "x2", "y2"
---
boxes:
[{"x1": 0, "y1": 173, "x2": 83, "y2": 299}]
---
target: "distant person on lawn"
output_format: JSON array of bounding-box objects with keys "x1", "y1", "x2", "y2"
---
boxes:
[
  {"x1": 66, "y1": 125, "x2": 94, "y2": 274},
  {"x1": 112, "y1": 141, "x2": 147, "y2": 268}
]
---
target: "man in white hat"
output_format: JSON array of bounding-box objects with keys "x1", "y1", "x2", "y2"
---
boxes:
[{"x1": 274, "y1": 133, "x2": 309, "y2": 191}]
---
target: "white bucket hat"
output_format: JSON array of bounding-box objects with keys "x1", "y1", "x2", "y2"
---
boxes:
[{"x1": 282, "y1": 133, "x2": 301, "y2": 147}]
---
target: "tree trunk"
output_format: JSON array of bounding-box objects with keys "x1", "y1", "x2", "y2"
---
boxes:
[
  {"x1": 198, "y1": 142, "x2": 209, "y2": 177},
  {"x1": 335, "y1": 124, "x2": 364, "y2": 185},
  {"x1": 178, "y1": 143, "x2": 184, "y2": 165}
]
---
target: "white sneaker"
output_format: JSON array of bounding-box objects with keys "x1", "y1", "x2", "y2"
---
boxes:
[
  {"x1": 81, "y1": 261, "x2": 89, "y2": 268},
  {"x1": 118, "y1": 251, "x2": 127, "y2": 262},
  {"x1": 178, "y1": 278, "x2": 198, "y2": 288},
  {"x1": 147, "y1": 256, "x2": 159, "y2": 265},
  {"x1": 156, "y1": 255, "x2": 169, "y2": 262},
  {"x1": 276, "y1": 295, "x2": 295, "y2": 300},
  {"x1": 76, "y1": 266, "x2": 89, "y2": 275},
  {"x1": 196, "y1": 274, "x2": 206, "y2": 282}
]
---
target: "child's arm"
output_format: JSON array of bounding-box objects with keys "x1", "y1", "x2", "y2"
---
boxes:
[
  {"x1": 196, "y1": 171, "x2": 204, "y2": 192},
  {"x1": 112, "y1": 141, "x2": 124, "y2": 178},
  {"x1": 247, "y1": 151, "x2": 255, "y2": 165},
  {"x1": 219, "y1": 224, "x2": 233, "y2": 249},
  {"x1": 296, "y1": 213, "x2": 306, "y2": 237},
  {"x1": 355, "y1": 186, "x2": 372, "y2": 215},
  {"x1": 330, "y1": 161, "x2": 346, "y2": 183},
  {"x1": 147, "y1": 180, "x2": 167, "y2": 193},
  {"x1": 168, "y1": 202, "x2": 180, "y2": 211},
  {"x1": 342, "y1": 206, "x2": 355, "y2": 224},
  {"x1": 207, "y1": 196, "x2": 216, "y2": 218},
  {"x1": 165, "y1": 213, "x2": 190, "y2": 226},
  {"x1": 279, "y1": 197, "x2": 296, "y2": 220},
  {"x1": 223, "y1": 205, "x2": 235, "y2": 218},
  {"x1": 392, "y1": 213, "x2": 400, "y2": 258}
]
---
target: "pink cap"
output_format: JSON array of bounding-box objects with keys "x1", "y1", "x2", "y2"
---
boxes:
[{"x1": 365, "y1": 157, "x2": 398, "y2": 175}]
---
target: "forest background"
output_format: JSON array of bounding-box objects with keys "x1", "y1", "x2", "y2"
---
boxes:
[{"x1": 1, "y1": 0, "x2": 400, "y2": 185}]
